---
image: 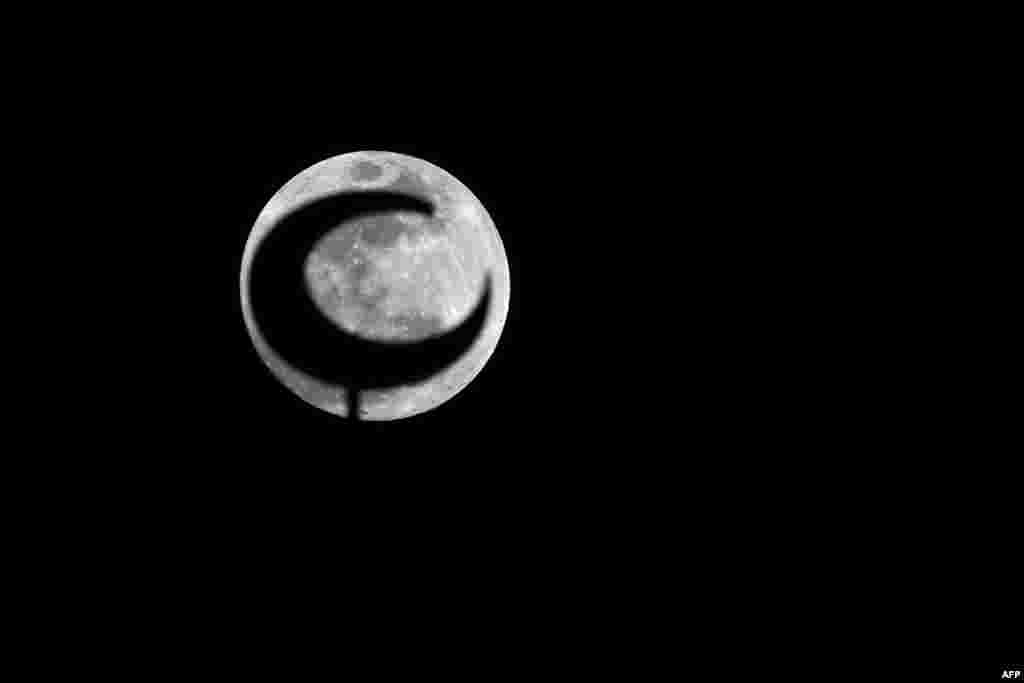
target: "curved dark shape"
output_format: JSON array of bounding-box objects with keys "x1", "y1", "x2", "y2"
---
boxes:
[{"x1": 246, "y1": 190, "x2": 491, "y2": 419}]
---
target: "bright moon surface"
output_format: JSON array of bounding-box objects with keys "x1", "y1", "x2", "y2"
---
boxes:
[{"x1": 240, "y1": 151, "x2": 510, "y2": 420}]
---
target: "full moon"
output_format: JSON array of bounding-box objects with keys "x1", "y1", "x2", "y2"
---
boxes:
[{"x1": 240, "y1": 151, "x2": 510, "y2": 420}]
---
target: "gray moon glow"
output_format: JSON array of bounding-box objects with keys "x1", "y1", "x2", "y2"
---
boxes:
[{"x1": 239, "y1": 151, "x2": 510, "y2": 420}]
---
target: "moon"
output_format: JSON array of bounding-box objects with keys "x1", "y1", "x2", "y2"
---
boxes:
[{"x1": 239, "y1": 151, "x2": 510, "y2": 420}]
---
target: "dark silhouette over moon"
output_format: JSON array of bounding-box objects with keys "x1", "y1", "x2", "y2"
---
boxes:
[{"x1": 245, "y1": 190, "x2": 491, "y2": 419}]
